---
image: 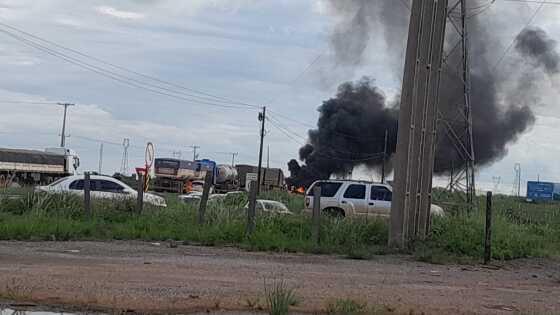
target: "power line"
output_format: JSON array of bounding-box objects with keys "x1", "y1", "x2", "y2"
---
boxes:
[
  {"x1": 266, "y1": 116, "x2": 385, "y2": 162},
  {"x1": 0, "y1": 20, "x2": 261, "y2": 108},
  {"x1": 0, "y1": 27, "x2": 259, "y2": 111},
  {"x1": 492, "y1": 0, "x2": 546, "y2": 70},
  {"x1": 0, "y1": 100, "x2": 59, "y2": 105}
]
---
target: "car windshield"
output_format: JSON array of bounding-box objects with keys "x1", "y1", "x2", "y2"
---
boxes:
[
  {"x1": 307, "y1": 182, "x2": 343, "y2": 197},
  {"x1": 48, "y1": 177, "x2": 68, "y2": 186}
]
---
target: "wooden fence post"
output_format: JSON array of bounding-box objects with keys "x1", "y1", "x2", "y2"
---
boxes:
[
  {"x1": 246, "y1": 180, "x2": 258, "y2": 235},
  {"x1": 137, "y1": 173, "x2": 144, "y2": 214},
  {"x1": 198, "y1": 171, "x2": 213, "y2": 225},
  {"x1": 312, "y1": 185, "x2": 321, "y2": 247},
  {"x1": 484, "y1": 191, "x2": 493, "y2": 264},
  {"x1": 84, "y1": 172, "x2": 91, "y2": 217}
]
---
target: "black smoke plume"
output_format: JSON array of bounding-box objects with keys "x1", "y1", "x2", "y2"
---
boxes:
[
  {"x1": 288, "y1": 0, "x2": 547, "y2": 188},
  {"x1": 288, "y1": 78, "x2": 398, "y2": 188},
  {"x1": 515, "y1": 27, "x2": 560, "y2": 75}
]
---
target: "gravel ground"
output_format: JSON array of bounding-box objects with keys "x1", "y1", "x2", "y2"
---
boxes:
[{"x1": 0, "y1": 241, "x2": 558, "y2": 314}]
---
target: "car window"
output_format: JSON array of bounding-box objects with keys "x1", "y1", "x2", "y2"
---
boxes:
[
  {"x1": 69, "y1": 180, "x2": 84, "y2": 190},
  {"x1": 96, "y1": 180, "x2": 125, "y2": 193},
  {"x1": 371, "y1": 186, "x2": 392, "y2": 201},
  {"x1": 48, "y1": 177, "x2": 67, "y2": 187},
  {"x1": 343, "y1": 184, "x2": 366, "y2": 199},
  {"x1": 307, "y1": 182, "x2": 343, "y2": 197}
]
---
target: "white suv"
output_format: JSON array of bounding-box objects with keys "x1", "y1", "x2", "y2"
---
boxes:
[{"x1": 304, "y1": 180, "x2": 443, "y2": 218}]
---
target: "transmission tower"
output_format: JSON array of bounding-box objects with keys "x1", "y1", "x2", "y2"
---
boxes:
[
  {"x1": 513, "y1": 163, "x2": 521, "y2": 197},
  {"x1": 441, "y1": 0, "x2": 476, "y2": 204},
  {"x1": 492, "y1": 176, "x2": 501, "y2": 193},
  {"x1": 120, "y1": 138, "x2": 130, "y2": 175}
]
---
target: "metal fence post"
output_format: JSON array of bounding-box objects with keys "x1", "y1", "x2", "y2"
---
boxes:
[
  {"x1": 484, "y1": 191, "x2": 493, "y2": 264},
  {"x1": 198, "y1": 171, "x2": 213, "y2": 225},
  {"x1": 312, "y1": 185, "x2": 321, "y2": 247},
  {"x1": 247, "y1": 180, "x2": 257, "y2": 235},
  {"x1": 84, "y1": 172, "x2": 91, "y2": 217},
  {"x1": 137, "y1": 173, "x2": 144, "y2": 214}
]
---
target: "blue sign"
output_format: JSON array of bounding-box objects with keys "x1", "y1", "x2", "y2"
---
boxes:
[{"x1": 527, "y1": 181, "x2": 557, "y2": 201}]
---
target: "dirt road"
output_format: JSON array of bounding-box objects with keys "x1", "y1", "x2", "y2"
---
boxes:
[{"x1": 0, "y1": 241, "x2": 558, "y2": 314}]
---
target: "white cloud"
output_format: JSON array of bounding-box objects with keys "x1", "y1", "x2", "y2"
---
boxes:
[{"x1": 96, "y1": 6, "x2": 145, "y2": 20}]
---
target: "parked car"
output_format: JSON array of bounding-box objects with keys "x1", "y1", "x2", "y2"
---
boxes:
[
  {"x1": 178, "y1": 192, "x2": 226, "y2": 204},
  {"x1": 36, "y1": 175, "x2": 167, "y2": 207},
  {"x1": 178, "y1": 191, "x2": 203, "y2": 204},
  {"x1": 244, "y1": 200, "x2": 292, "y2": 215},
  {"x1": 304, "y1": 180, "x2": 444, "y2": 218}
]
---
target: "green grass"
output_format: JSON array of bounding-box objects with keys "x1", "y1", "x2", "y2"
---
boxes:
[
  {"x1": 325, "y1": 298, "x2": 399, "y2": 315},
  {"x1": 264, "y1": 279, "x2": 299, "y2": 315},
  {"x1": 0, "y1": 189, "x2": 387, "y2": 256},
  {"x1": 419, "y1": 190, "x2": 560, "y2": 263},
  {"x1": 0, "y1": 187, "x2": 559, "y2": 263}
]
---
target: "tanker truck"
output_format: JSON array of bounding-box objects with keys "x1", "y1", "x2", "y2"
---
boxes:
[{"x1": 214, "y1": 164, "x2": 239, "y2": 193}]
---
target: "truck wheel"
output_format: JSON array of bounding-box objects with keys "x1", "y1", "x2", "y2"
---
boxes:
[{"x1": 323, "y1": 207, "x2": 345, "y2": 218}]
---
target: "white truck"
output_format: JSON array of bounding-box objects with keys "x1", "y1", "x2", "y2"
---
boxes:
[{"x1": 0, "y1": 147, "x2": 80, "y2": 186}]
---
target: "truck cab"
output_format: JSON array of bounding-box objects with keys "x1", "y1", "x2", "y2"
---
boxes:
[{"x1": 45, "y1": 147, "x2": 80, "y2": 175}]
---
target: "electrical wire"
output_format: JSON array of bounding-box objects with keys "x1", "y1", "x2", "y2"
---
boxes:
[
  {"x1": 0, "y1": 20, "x2": 261, "y2": 108},
  {"x1": 266, "y1": 116, "x2": 385, "y2": 162},
  {"x1": 0, "y1": 100, "x2": 59, "y2": 105},
  {"x1": 0, "y1": 27, "x2": 260, "y2": 111},
  {"x1": 492, "y1": 0, "x2": 546, "y2": 70}
]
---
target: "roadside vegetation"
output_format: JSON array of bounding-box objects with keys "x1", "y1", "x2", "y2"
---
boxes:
[
  {"x1": 0, "y1": 188, "x2": 387, "y2": 256},
  {"x1": 0, "y1": 187, "x2": 559, "y2": 263}
]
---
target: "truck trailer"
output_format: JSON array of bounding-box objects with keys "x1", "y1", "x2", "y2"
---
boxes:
[
  {"x1": 0, "y1": 147, "x2": 80, "y2": 186},
  {"x1": 236, "y1": 164, "x2": 285, "y2": 191}
]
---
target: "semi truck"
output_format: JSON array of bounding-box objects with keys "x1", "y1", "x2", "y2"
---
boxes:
[
  {"x1": 0, "y1": 147, "x2": 80, "y2": 186},
  {"x1": 214, "y1": 164, "x2": 238, "y2": 193},
  {"x1": 152, "y1": 158, "x2": 219, "y2": 193}
]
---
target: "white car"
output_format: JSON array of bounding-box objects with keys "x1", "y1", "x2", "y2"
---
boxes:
[
  {"x1": 36, "y1": 175, "x2": 167, "y2": 207},
  {"x1": 304, "y1": 180, "x2": 443, "y2": 218},
  {"x1": 244, "y1": 200, "x2": 292, "y2": 215},
  {"x1": 178, "y1": 192, "x2": 227, "y2": 204}
]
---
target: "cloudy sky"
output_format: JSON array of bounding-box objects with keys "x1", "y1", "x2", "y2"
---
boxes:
[{"x1": 0, "y1": 0, "x2": 558, "y2": 195}]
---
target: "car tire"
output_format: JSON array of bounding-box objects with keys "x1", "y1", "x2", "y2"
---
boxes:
[{"x1": 322, "y1": 207, "x2": 345, "y2": 218}]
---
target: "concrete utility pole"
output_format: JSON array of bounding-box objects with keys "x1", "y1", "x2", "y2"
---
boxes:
[
  {"x1": 389, "y1": 0, "x2": 448, "y2": 248},
  {"x1": 98, "y1": 143, "x2": 104, "y2": 174},
  {"x1": 256, "y1": 106, "x2": 266, "y2": 194},
  {"x1": 231, "y1": 152, "x2": 238, "y2": 167},
  {"x1": 57, "y1": 102, "x2": 74, "y2": 148},
  {"x1": 267, "y1": 145, "x2": 270, "y2": 169},
  {"x1": 382, "y1": 129, "x2": 388, "y2": 183},
  {"x1": 190, "y1": 145, "x2": 200, "y2": 161}
]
